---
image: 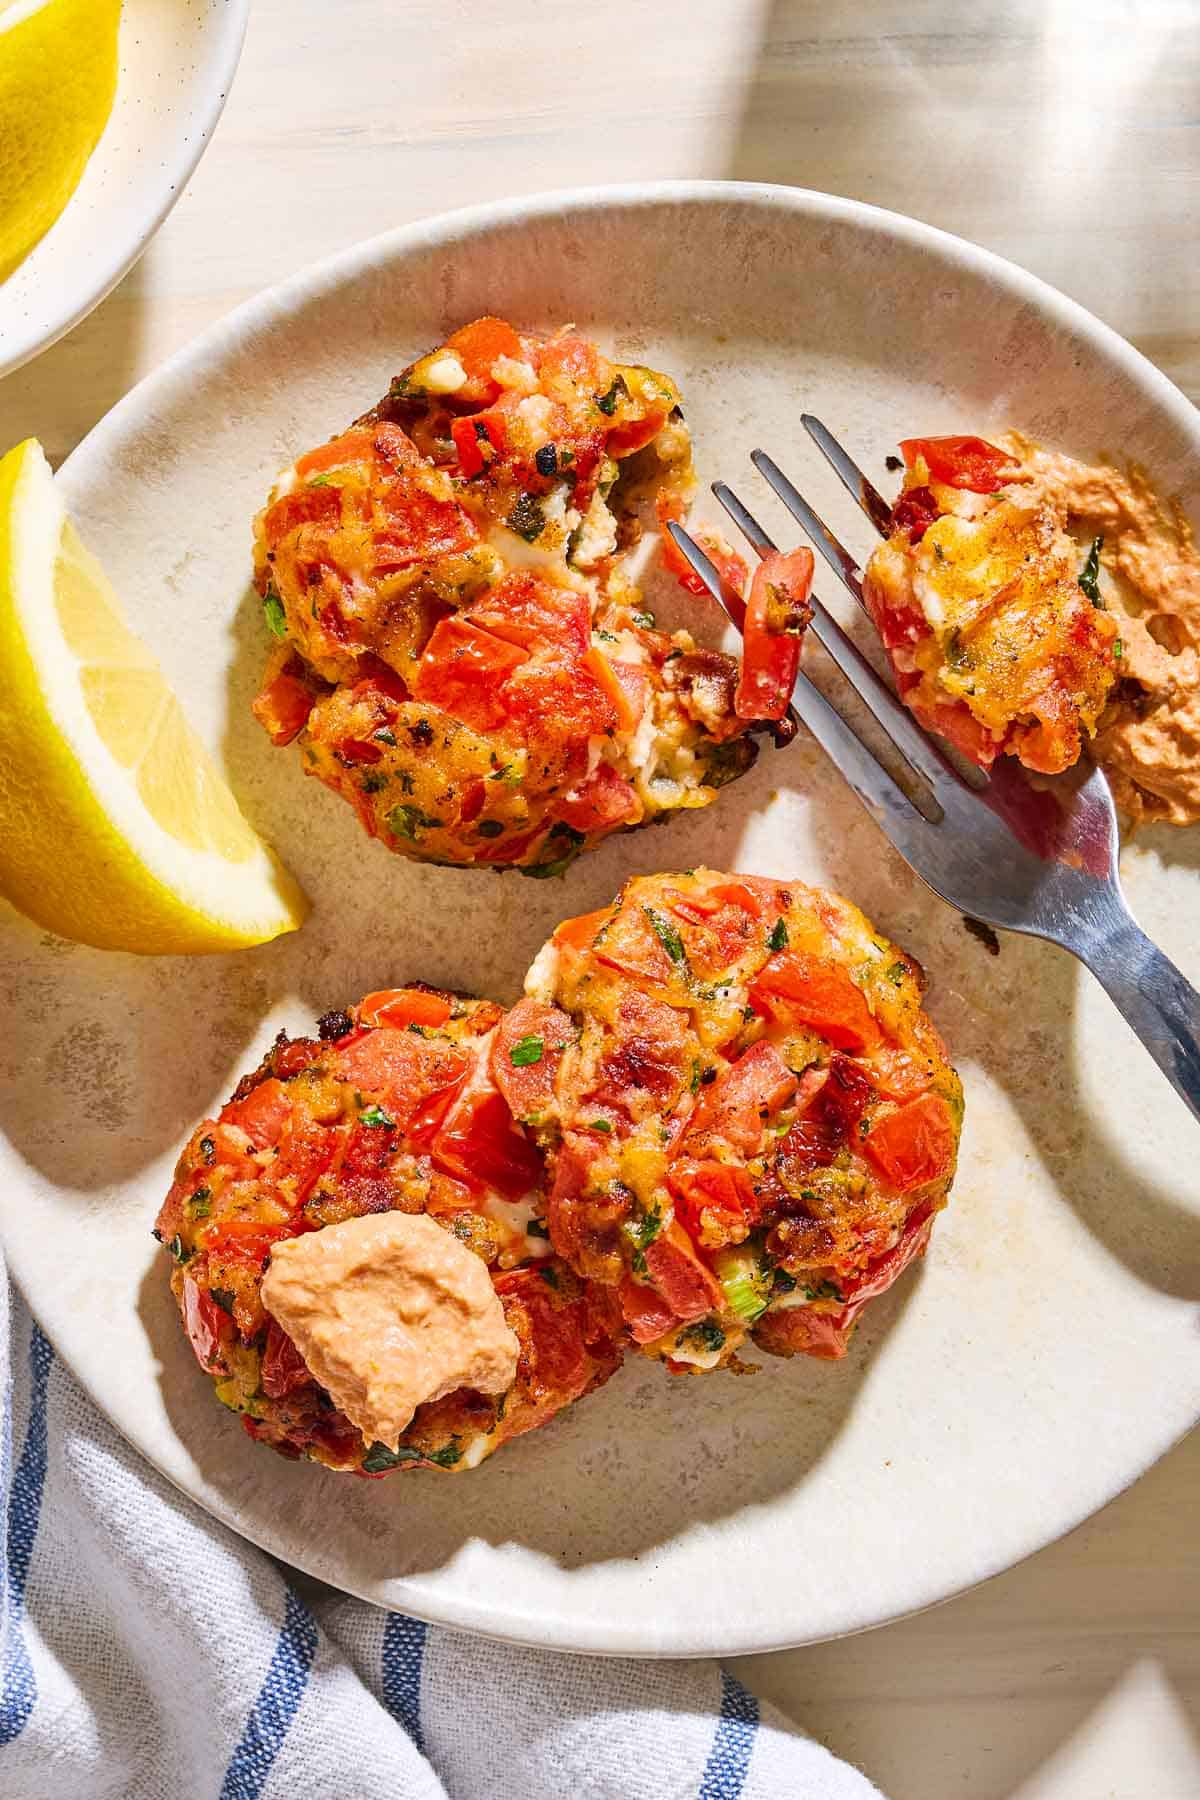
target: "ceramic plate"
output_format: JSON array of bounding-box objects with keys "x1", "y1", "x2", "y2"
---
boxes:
[
  {"x1": 0, "y1": 0, "x2": 248, "y2": 378},
  {"x1": 2, "y1": 184, "x2": 1197, "y2": 1656}
]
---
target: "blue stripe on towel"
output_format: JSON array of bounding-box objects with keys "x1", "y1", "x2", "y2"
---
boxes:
[
  {"x1": 381, "y1": 1613, "x2": 428, "y2": 1755},
  {"x1": 699, "y1": 1668, "x2": 760, "y2": 1799},
  {"x1": 218, "y1": 1588, "x2": 319, "y2": 1800},
  {"x1": 0, "y1": 1323, "x2": 53, "y2": 1746}
]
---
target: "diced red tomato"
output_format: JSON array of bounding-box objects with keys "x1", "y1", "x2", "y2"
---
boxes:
[
  {"x1": 643, "y1": 1226, "x2": 721, "y2": 1322},
  {"x1": 681, "y1": 1041, "x2": 799, "y2": 1157},
  {"x1": 451, "y1": 410, "x2": 507, "y2": 478},
  {"x1": 431, "y1": 1088, "x2": 543, "y2": 1199},
  {"x1": 413, "y1": 617, "x2": 529, "y2": 731},
  {"x1": 466, "y1": 571, "x2": 591, "y2": 658},
  {"x1": 445, "y1": 317, "x2": 523, "y2": 404},
  {"x1": 493, "y1": 1267, "x2": 589, "y2": 1402},
  {"x1": 655, "y1": 493, "x2": 750, "y2": 603},
  {"x1": 779, "y1": 1055, "x2": 876, "y2": 1172},
  {"x1": 335, "y1": 736, "x2": 383, "y2": 765},
  {"x1": 261, "y1": 482, "x2": 342, "y2": 545},
  {"x1": 553, "y1": 906, "x2": 614, "y2": 954},
  {"x1": 334, "y1": 1029, "x2": 470, "y2": 1130},
  {"x1": 584, "y1": 649, "x2": 647, "y2": 734},
  {"x1": 536, "y1": 333, "x2": 610, "y2": 394},
  {"x1": 372, "y1": 476, "x2": 479, "y2": 570},
  {"x1": 373, "y1": 422, "x2": 422, "y2": 470},
  {"x1": 252, "y1": 667, "x2": 315, "y2": 746},
  {"x1": 491, "y1": 997, "x2": 575, "y2": 1123},
  {"x1": 735, "y1": 548, "x2": 814, "y2": 721},
  {"x1": 592, "y1": 906, "x2": 681, "y2": 989},
  {"x1": 899, "y1": 435, "x2": 1014, "y2": 494},
  {"x1": 294, "y1": 429, "x2": 377, "y2": 480},
  {"x1": 270, "y1": 1117, "x2": 342, "y2": 1203},
  {"x1": 555, "y1": 762, "x2": 640, "y2": 835},
  {"x1": 749, "y1": 951, "x2": 879, "y2": 1052},
  {"x1": 349, "y1": 656, "x2": 409, "y2": 706},
  {"x1": 862, "y1": 1094, "x2": 956, "y2": 1191},
  {"x1": 358, "y1": 988, "x2": 453, "y2": 1031},
  {"x1": 605, "y1": 398, "x2": 673, "y2": 458},
  {"x1": 260, "y1": 1318, "x2": 314, "y2": 1398},
  {"x1": 753, "y1": 1303, "x2": 854, "y2": 1361},
  {"x1": 202, "y1": 1219, "x2": 300, "y2": 1266},
  {"x1": 592, "y1": 991, "x2": 693, "y2": 1113},
  {"x1": 619, "y1": 1277, "x2": 677, "y2": 1345},
  {"x1": 181, "y1": 1277, "x2": 230, "y2": 1372},
  {"x1": 220, "y1": 1078, "x2": 291, "y2": 1150},
  {"x1": 669, "y1": 1159, "x2": 760, "y2": 1246},
  {"x1": 709, "y1": 880, "x2": 766, "y2": 918},
  {"x1": 890, "y1": 484, "x2": 941, "y2": 543},
  {"x1": 502, "y1": 654, "x2": 618, "y2": 748}
]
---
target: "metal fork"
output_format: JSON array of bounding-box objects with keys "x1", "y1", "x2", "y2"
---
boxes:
[{"x1": 666, "y1": 420, "x2": 1200, "y2": 1126}]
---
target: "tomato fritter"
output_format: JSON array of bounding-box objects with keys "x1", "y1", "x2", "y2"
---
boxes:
[
  {"x1": 864, "y1": 434, "x2": 1120, "y2": 773},
  {"x1": 155, "y1": 988, "x2": 624, "y2": 1475},
  {"x1": 250, "y1": 319, "x2": 774, "y2": 873},
  {"x1": 498, "y1": 870, "x2": 963, "y2": 1370}
]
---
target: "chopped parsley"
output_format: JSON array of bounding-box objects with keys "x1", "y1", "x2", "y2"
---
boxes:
[
  {"x1": 588, "y1": 1118, "x2": 613, "y2": 1133},
  {"x1": 802, "y1": 1279, "x2": 844, "y2": 1303},
  {"x1": 262, "y1": 591, "x2": 287, "y2": 638},
  {"x1": 387, "y1": 804, "x2": 442, "y2": 842},
  {"x1": 509, "y1": 1035, "x2": 544, "y2": 1067},
  {"x1": 595, "y1": 375, "x2": 628, "y2": 416},
  {"x1": 210, "y1": 1287, "x2": 236, "y2": 1316},
  {"x1": 307, "y1": 473, "x2": 331, "y2": 488},
  {"x1": 166, "y1": 1235, "x2": 193, "y2": 1264},
  {"x1": 188, "y1": 1187, "x2": 212, "y2": 1219},
  {"x1": 884, "y1": 960, "x2": 908, "y2": 986},
  {"x1": 767, "y1": 918, "x2": 789, "y2": 952},
  {"x1": 476, "y1": 819, "x2": 505, "y2": 838},
  {"x1": 643, "y1": 906, "x2": 686, "y2": 965},
  {"x1": 1078, "y1": 536, "x2": 1104, "y2": 606},
  {"x1": 359, "y1": 1104, "x2": 395, "y2": 1129},
  {"x1": 507, "y1": 492, "x2": 546, "y2": 542},
  {"x1": 622, "y1": 1207, "x2": 663, "y2": 1275},
  {"x1": 632, "y1": 610, "x2": 655, "y2": 629},
  {"x1": 373, "y1": 727, "x2": 397, "y2": 747},
  {"x1": 361, "y1": 1436, "x2": 463, "y2": 1473},
  {"x1": 1114, "y1": 638, "x2": 1123, "y2": 659},
  {"x1": 199, "y1": 1135, "x2": 215, "y2": 1163},
  {"x1": 360, "y1": 772, "x2": 387, "y2": 794},
  {"x1": 680, "y1": 1317, "x2": 726, "y2": 1354}
]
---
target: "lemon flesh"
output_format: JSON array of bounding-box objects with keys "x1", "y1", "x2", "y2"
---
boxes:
[
  {"x1": 0, "y1": 439, "x2": 308, "y2": 953},
  {"x1": 0, "y1": 0, "x2": 121, "y2": 280}
]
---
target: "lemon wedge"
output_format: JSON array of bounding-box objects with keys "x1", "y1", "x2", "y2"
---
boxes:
[
  {"x1": 0, "y1": 0, "x2": 122, "y2": 280},
  {"x1": 0, "y1": 439, "x2": 308, "y2": 953}
]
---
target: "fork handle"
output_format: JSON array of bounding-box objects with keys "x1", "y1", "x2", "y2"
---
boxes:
[{"x1": 1077, "y1": 906, "x2": 1200, "y2": 1127}]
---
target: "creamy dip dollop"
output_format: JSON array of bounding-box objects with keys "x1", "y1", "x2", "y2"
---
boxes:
[
  {"x1": 261, "y1": 1214, "x2": 520, "y2": 1451},
  {"x1": 1004, "y1": 433, "x2": 1200, "y2": 826}
]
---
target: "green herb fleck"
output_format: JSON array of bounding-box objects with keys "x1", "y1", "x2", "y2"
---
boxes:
[
  {"x1": 210, "y1": 1287, "x2": 236, "y2": 1316},
  {"x1": 644, "y1": 906, "x2": 687, "y2": 965},
  {"x1": 387, "y1": 804, "x2": 442, "y2": 842},
  {"x1": 767, "y1": 918, "x2": 789, "y2": 952},
  {"x1": 188, "y1": 1187, "x2": 212, "y2": 1219},
  {"x1": 167, "y1": 1235, "x2": 193, "y2": 1264},
  {"x1": 632, "y1": 610, "x2": 655, "y2": 629},
  {"x1": 359, "y1": 1104, "x2": 395, "y2": 1129},
  {"x1": 307, "y1": 474, "x2": 331, "y2": 488},
  {"x1": 595, "y1": 375, "x2": 628, "y2": 416},
  {"x1": 509, "y1": 1035, "x2": 544, "y2": 1068},
  {"x1": 884, "y1": 960, "x2": 908, "y2": 986},
  {"x1": 1079, "y1": 536, "x2": 1104, "y2": 606},
  {"x1": 476, "y1": 819, "x2": 504, "y2": 838},
  {"x1": 622, "y1": 1207, "x2": 663, "y2": 1276},
  {"x1": 802, "y1": 1279, "x2": 844, "y2": 1303},
  {"x1": 199, "y1": 1135, "x2": 215, "y2": 1162},
  {"x1": 680, "y1": 1317, "x2": 726, "y2": 1354},
  {"x1": 1114, "y1": 638, "x2": 1123, "y2": 659},
  {"x1": 360, "y1": 771, "x2": 387, "y2": 794},
  {"x1": 589, "y1": 1118, "x2": 613, "y2": 1134},
  {"x1": 537, "y1": 1265, "x2": 560, "y2": 1290},
  {"x1": 527, "y1": 1218, "x2": 551, "y2": 1239},
  {"x1": 361, "y1": 1440, "x2": 424, "y2": 1473},
  {"x1": 262, "y1": 592, "x2": 287, "y2": 638},
  {"x1": 373, "y1": 727, "x2": 397, "y2": 747}
]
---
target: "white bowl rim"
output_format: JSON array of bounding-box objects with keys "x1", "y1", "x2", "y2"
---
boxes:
[{"x1": 0, "y1": 0, "x2": 250, "y2": 378}]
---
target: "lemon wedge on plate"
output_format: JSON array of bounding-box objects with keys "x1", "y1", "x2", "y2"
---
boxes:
[
  {"x1": 0, "y1": 439, "x2": 308, "y2": 953},
  {"x1": 0, "y1": 0, "x2": 122, "y2": 280}
]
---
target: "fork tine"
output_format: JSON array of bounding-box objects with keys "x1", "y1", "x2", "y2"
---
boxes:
[
  {"x1": 751, "y1": 448, "x2": 867, "y2": 608},
  {"x1": 711, "y1": 480, "x2": 958, "y2": 798},
  {"x1": 800, "y1": 414, "x2": 893, "y2": 540},
  {"x1": 666, "y1": 517, "x2": 932, "y2": 849}
]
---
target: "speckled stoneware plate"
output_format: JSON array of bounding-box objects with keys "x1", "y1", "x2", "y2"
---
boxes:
[
  {"x1": 0, "y1": 0, "x2": 248, "y2": 377},
  {"x1": 2, "y1": 183, "x2": 1198, "y2": 1656}
]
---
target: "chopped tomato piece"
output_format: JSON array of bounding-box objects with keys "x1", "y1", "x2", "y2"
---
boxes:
[
  {"x1": 373, "y1": 421, "x2": 422, "y2": 470},
  {"x1": 735, "y1": 548, "x2": 814, "y2": 721},
  {"x1": 349, "y1": 656, "x2": 409, "y2": 706},
  {"x1": 749, "y1": 951, "x2": 879, "y2": 1051},
  {"x1": 466, "y1": 570, "x2": 591, "y2": 658},
  {"x1": 270, "y1": 1117, "x2": 341, "y2": 1202},
  {"x1": 413, "y1": 617, "x2": 529, "y2": 731},
  {"x1": 669, "y1": 1159, "x2": 760, "y2": 1246},
  {"x1": 294, "y1": 429, "x2": 376, "y2": 480},
  {"x1": 202, "y1": 1220, "x2": 300, "y2": 1270},
  {"x1": 472, "y1": 825, "x2": 549, "y2": 866},
  {"x1": 619, "y1": 1277, "x2": 677, "y2": 1345},
  {"x1": 491, "y1": 997, "x2": 576, "y2": 1123},
  {"x1": 584, "y1": 649, "x2": 647, "y2": 733},
  {"x1": 252, "y1": 666, "x2": 315, "y2": 747},
  {"x1": 372, "y1": 475, "x2": 479, "y2": 570},
  {"x1": 779, "y1": 1055, "x2": 876, "y2": 1173},
  {"x1": 334, "y1": 1029, "x2": 470, "y2": 1130},
  {"x1": 451, "y1": 410, "x2": 507, "y2": 478},
  {"x1": 536, "y1": 333, "x2": 610, "y2": 394},
  {"x1": 754, "y1": 1304, "x2": 853, "y2": 1361},
  {"x1": 681, "y1": 1041, "x2": 799, "y2": 1157},
  {"x1": 643, "y1": 1227, "x2": 722, "y2": 1322},
  {"x1": 220, "y1": 1078, "x2": 291, "y2": 1149},
  {"x1": 432, "y1": 1088, "x2": 543, "y2": 1199},
  {"x1": 261, "y1": 482, "x2": 342, "y2": 545},
  {"x1": 890, "y1": 484, "x2": 941, "y2": 543},
  {"x1": 862, "y1": 1094, "x2": 956, "y2": 1191},
  {"x1": 898, "y1": 435, "x2": 1015, "y2": 494},
  {"x1": 445, "y1": 316, "x2": 523, "y2": 403},
  {"x1": 552, "y1": 906, "x2": 614, "y2": 954},
  {"x1": 655, "y1": 494, "x2": 749, "y2": 602},
  {"x1": 181, "y1": 1277, "x2": 230, "y2": 1372},
  {"x1": 260, "y1": 1319, "x2": 314, "y2": 1398},
  {"x1": 335, "y1": 736, "x2": 383, "y2": 765},
  {"x1": 555, "y1": 762, "x2": 640, "y2": 835},
  {"x1": 494, "y1": 1268, "x2": 589, "y2": 1403},
  {"x1": 502, "y1": 654, "x2": 618, "y2": 747},
  {"x1": 593, "y1": 991, "x2": 693, "y2": 1113},
  {"x1": 358, "y1": 988, "x2": 453, "y2": 1031}
]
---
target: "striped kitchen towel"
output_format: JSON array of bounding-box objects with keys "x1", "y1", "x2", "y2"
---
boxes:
[{"x1": 0, "y1": 1265, "x2": 883, "y2": 1799}]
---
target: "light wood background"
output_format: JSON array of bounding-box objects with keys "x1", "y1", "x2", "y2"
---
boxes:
[{"x1": 2, "y1": 3, "x2": 1197, "y2": 1795}]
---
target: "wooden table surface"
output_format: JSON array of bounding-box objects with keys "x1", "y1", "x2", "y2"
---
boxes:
[{"x1": 2, "y1": 3, "x2": 1197, "y2": 1795}]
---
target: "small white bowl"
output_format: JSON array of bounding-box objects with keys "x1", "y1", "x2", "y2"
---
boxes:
[{"x1": 0, "y1": 0, "x2": 248, "y2": 378}]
